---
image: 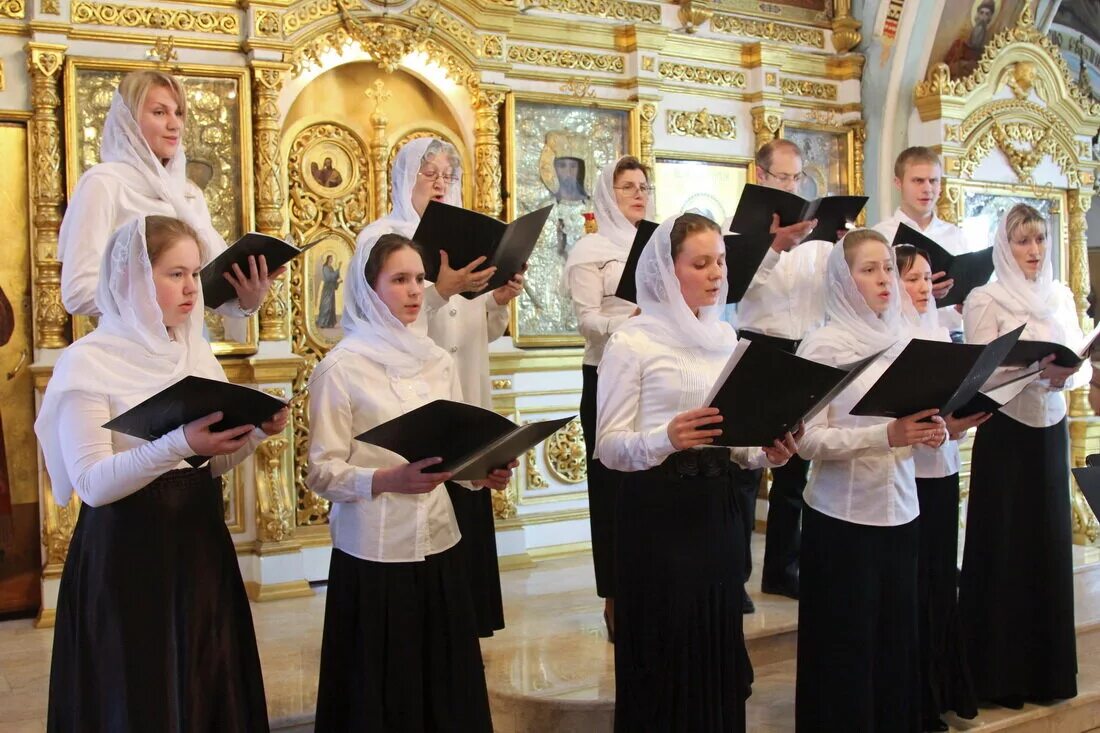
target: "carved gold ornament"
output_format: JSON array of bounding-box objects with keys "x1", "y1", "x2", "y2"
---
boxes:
[
  {"x1": 710, "y1": 14, "x2": 825, "y2": 48},
  {"x1": 525, "y1": 447, "x2": 549, "y2": 490},
  {"x1": 666, "y1": 108, "x2": 737, "y2": 140},
  {"x1": 71, "y1": 1, "x2": 240, "y2": 34},
  {"x1": 253, "y1": 62, "x2": 292, "y2": 342},
  {"x1": 831, "y1": 0, "x2": 862, "y2": 53},
  {"x1": 560, "y1": 77, "x2": 597, "y2": 98},
  {"x1": 532, "y1": 0, "x2": 659, "y2": 22},
  {"x1": 474, "y1": 87, "x2": 507, "y2": 218},
  {"x1": 145, "y1": 36, "x2": 178, "y2": 66},
  {"x1": 674, "y1": 0, "x2": 712, "y2": 33},
  {"x1": 40, "y1": 0, "x2": 57, "y2": 13},
  {"x1": 0, "y1": 0, "x2": 23, "y2": 18},
  {"x1": 751, "y1": 106, "x2": 783, "y2": 149},
  {"x1": 409, "y1": 1, "x2": 505, "y2": 59},
  {"x1": 545, "y1": 418, "x2": 587, "y2": 484},
  {"x1": 639, "y1": 101, "x2": 657, "y2": 173},
  {"x1": 507, "y1": 45, "x2": 625, "y2": 74},
  {"x1": 659, "y1": 62, "x2": 746, "y2": 88},
  {"x1": 780, "y1": 78, "x2": 837, "y2": 100},
  {"x1": 256, "y1": 437, "x2": 295, "y2": 543}
]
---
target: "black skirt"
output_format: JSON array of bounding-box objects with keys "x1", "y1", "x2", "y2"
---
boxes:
[
  {"x1": 796, "y1": 506, "x2": 920, "y2": 733},
  {"x1": 314, "y1": 546, "x2": 492, "y2": 733},
  {"x1": 582, "y1": 364, "x2": 621, "y2": 598},
  {"x1": 445, "y1": 482, "x2": 504, "y2": 637},
  {"x1": 959, "y1": 413, "x2": 1077, "y2": 702},
  {"x1": 614, "y1": 451, "x2": 751, "y2": 733},
  {"x1": 916, "y1": 474, "x2": 977, "y2": 721},
  {"x1": 48, "y1": 467, "x2": 268, "y2": 733}
]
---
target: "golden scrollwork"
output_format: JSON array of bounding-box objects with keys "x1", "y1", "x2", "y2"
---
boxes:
[
  {"x1": 848, "y1": 120, "x2": 866, "y2": 224},
  {"x1": 473, "y1": 87, "x2": 506, "y2": 218},
  {"x1": 534, "y1": 0, "x2": 659, "y2": 23},
  {"x1": 751, "y1": 106, "x2": 782, "y2": 150},
  {"x1": 710, "y1": 14, "x2": 825, "y2": 48},
  {"x1": 507, "y1": 45, "x2": 625, "y2": 74},
  {"x1": 0, "y1": 0, "x2": 23, "y2": 18},
  {"x1": 255, "y1": 9, "x2": 282, "y2": 38},
  {"x1": 780, "y1": 78, "x2": 837, "y2": 100},
  {"x1": 764, "y1": 71, "x2": 778, "y2": 87},
  {"x1": 27, "y1": 43, "x2": 68, "y2": 350},
  {"x1": 658, "y1": 62, "x2": 746, "y2": 88},
  {"x1": 145, "y1": 36, "x2": 179, "y2": 65},
  {"x1": 42, "y1": 495, "x2": 79, "y2": 568},
  {"x1": 253, "y1": 62, "x2": 291, "y2": 342},
  {"x1": 560, "y1": 77, "x2": 596, "y2": 98},
  {"x1": 955, "y1": 106, "x2": 1080, "y2": 187},
  {"x1": 492, "y1": 481, "x2": 519, "y2": 520},
  {"x1": 491, "y1": 378, "x2": 512, "y2": 390},
  {"x1": 544, "y1": 418, "x2": 587, "y2": 484},
  {"x1": 71, "y1": 0, "x2": 239, "y2": 34},
  {"x1": 256, "y1": 436, "x2": 296, "y2": 544},
  {"x1": 830, "y1": 0, "x2": 861, "y2": 53},
  {"x1": 666, "y1": 108, "x2": 737, "y2": 140},
  {"x1": 41, "y1": 0, "x2": 58, "y2": 13},
  {"x1": 283, "y1": 0, "x2": 339, "y2": 35},
  {"x1": 936, "y1": 182, "x2": 962, "y2": 225},
  {"x1": 409, "y1": 1, "x2": 505, "y2": 59},
  {"x1": 674, "y1": 0, "x2": 712, "y2": 33},
  {"x1": 366, "y1": 80, "x2": 391, "y2": 221},
  {"x1": 525, "y1": 447, "x2": 549, "y2": 490},
  {"x1": 639, "y1": 101, "x2": 657, "y2": 173}
]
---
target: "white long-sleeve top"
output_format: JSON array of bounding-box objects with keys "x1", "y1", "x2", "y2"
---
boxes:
[
  {"x1": 566, "y1": 259, "x2": 636, "y2": 366},
  {"x1": 909, "y1": 325, "x2": 962, "y2": 479},
  {"x1": 733, "y1": 239, "x2": 833, "y2": 341},
  {"x1": 307, "y1": 348, "x2": 475, "y2": 563},
  {"x1": 423, "y1": 287, "x2": 508, "y2": 410},
  {"x1": 57, "y1": 389, "x2": 264, "y2": 508},
  {"x1": 796, "y1": 344, "x2": 919, "y2": 527},
  {"x1": 963, "y1": 283, "x2": 1091, "y2": 429},
  {"x1": 595, "y1": 328, "x2": 771, "y2": 474}
]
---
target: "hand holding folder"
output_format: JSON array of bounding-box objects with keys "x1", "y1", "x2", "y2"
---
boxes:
[
  {"x1": 890, "y1": 223, "x2": 994, "y2": 308},
  {"x1": 729, "y1": 183, "x2": 867, "y2": 244},
  {"x1": 202, "y1": 233, "x2": 323, "y2": 309},
  {"x1": 1003, "y1": 321, "x2": 1100, "y2": 368}
]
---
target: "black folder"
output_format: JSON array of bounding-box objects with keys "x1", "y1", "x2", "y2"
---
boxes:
[
  {"x1": 703, "y1": 339, "x2": 880, "y2": 446},
  {"x1": 612, "y1": 219, "x2": 660, "y2": 304},
  {"x1": 1072, "y1": 454, "x2": 1100, "y2": 519},
  {"x1": 355, "y1": 399, "x2": 574, "y2": 481},
  {"x1": 952, "y1": 366, "x2": 1042, "y2": 418},
  {"x1": 890, "y1": 223, "x2": 994, "y2": 308},
  {"x1": 724, "y1": 232, "x2": 777, "y2": 303},
  {"x1": 1002, "y1": 321, "x2": 1100, "y2": 368},
  {"x1": 412, "y1": 201, "x2": 552, "y2": 299},
  {"x1": 729, "y1": 183, "x2": 867, "y2": 244},
  {"x1": 102, "y1": 375, "x2": 287, "y2": 467},
  {"x1": 849, "y1": 325, "x2": 1024, "y2": 419},
  {"x1": 201, "y1": 233, "x2": 322, "y2": 309}
]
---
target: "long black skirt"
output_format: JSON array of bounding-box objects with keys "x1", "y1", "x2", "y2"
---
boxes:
[
  {"x1": 796, "y1": 506, "x2": 920, "y2": 733},
  {"x1": 959, "y1": 413, "x2": 1076, "y2": 702},
  {"x1": 916, "y1": 474, "x2": 977, "y2": 721},
  {"x1": 314, "y1": 546, "x2": 492, "y2": 733},
  {"x1": 445, "y1": 482, "x2": 504, "y2": 637},
  {"x1": 614, "y1": 453, "x2": 751, "y2": 733},
  {"x1": 582, "y1": 364, "x2": 620, "y2": 598},
  {"x1": 48, "y1": 467, "x2": 268, "y2": 733}
]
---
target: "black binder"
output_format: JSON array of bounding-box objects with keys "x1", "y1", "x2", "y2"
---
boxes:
[
  {"x1": 1003, "y1": 321, "x2": 1100, "y2": 368},
  {"x1": 724, "y1": 232, "x2": 777, "y2": 303},
  {"x1": 201, "y1": 232, "x2": 322, "y2": 309},
  {"x1": 1072, "y1": 454, "x2": 1100, "y2": 519},
  {"x1": 849, "y1": 325, "x2": 1024, "y2": 419},
  {"x1": 952, "y1": 366, "x2": 1042, "y2": 417},
  {"x1": 612, "y1": 219, "x2": 660, "y2": 304},
  {"x1": 890, "y1": 223, "x2": 994, "y2": 308},
  {"x1": 729, "y1": 183, "x2": 868, "y2": 243},
  {"x1": 355, "y1": 399, "x2": 574, "y2": 481},
  {"x1": 703, "y1": 338, "x2": 880, "y2": 446},
  {"x1": 102, "y1": 375, "x2": 287, "y2": 468},
  {"x1": 412, "y1": 201, "x2": 552, "y2": 299}
]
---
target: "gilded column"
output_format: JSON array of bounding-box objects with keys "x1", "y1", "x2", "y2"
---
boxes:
[
  {"x1": 831, "y1": 0, "x2": 862, "y2": 54},
  {"x1": 751, "y1": 106, "x2": 783, "y2": 151},
  {"x1": 254, "y1": 434, "x2": 295, "y2": 545},
  {"x1": 473, "y1": 86, "x2": 507, "y2": 218},
  {"x1": 365, "y1": 80, "x2": 391, "y2": 221},
  {"x1": 638, "y1": 101, "x2": 657, "y2": 174},
  {"x1": 27, "y1": 43, "x2": 68, "y2": 349},
  {"x1": 1068, "y1": 189, "x2": 1098, "y2": 544},
  {"x1": 251, "y1": 61, "x2": 291, "y2": 341},
  {"x1": 847, "y1": 120, "x2": 867, "y2": 224}
]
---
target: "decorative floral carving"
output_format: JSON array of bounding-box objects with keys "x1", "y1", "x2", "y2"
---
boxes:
[
  {"x1": 710, "y1": 14, "x2": 825, "y2": 48},
  {"x1": 256, "y1": 437, "x2": 295, "y2": 543},
  {"x1": 508, "y1": 45, "x2": 624, "y2": 73},
  {"x1": 780, "y1": 78, "x2": 837, "y2": 100},
  {"x1": 71, "y1": 0, "x2": 239, "y2": 34},
  {"x1": 534, "y1": 0, "x2": 659, "y2": 23},
  {"x1": 545, "y1": 418, "x2": 587, "y2": 484},
  {"x1": 666, "y1": 108, "x2": 737, "y2": 140},
  {"x1": 474, "y1": 87, "x2": 506, "y2": 218},
  {"x1": 658, "y1": 62, "x2": 746, "y2": 88},
  {"x1": 639, "y1": 102, "x2": 657, "y2": 173}
]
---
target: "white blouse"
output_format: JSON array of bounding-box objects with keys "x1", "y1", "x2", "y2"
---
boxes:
[
  {"x1": 963, "y1": 283, "x2": 1091, "y2": 429},
  {"x1": 57, "y1": 389, "x2": 264, "y2": 508},
  {"x1": 423, "y1": 287, "x2": 508, "y2": 410},
  {"x1": 566, "y1": 260, "x2": 636, "y2": 366},
  {"x1": 307, "y1": 348, "x2": 475, "y2": 563},
  {"x1": 908, "y1": 325, "x2": 962, "y2": 479},
  {"x1": 595, "y1": 328, "x2": 770, "y2": 474},
  {"x1": 796, "y1": 344, "x2": 919, "y2": 527},
  {"x1": 733, "y1": 239, "x2": 833, "y2": 341}
]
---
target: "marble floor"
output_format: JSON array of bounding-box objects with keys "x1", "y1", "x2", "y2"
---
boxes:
[{"x1": 3, "y1": 536, "x2": 1100, "y2": 732}]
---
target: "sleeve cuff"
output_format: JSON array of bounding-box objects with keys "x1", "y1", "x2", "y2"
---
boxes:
[
  {"x1": 761, "y1": 248, "x2": 781, "y2": 267},
  {"x1": 161, "y1": 426, "x2": 196, "y2": 462},
  {"x1": 357, "y1": 467, "x2": 377, "y2": 499},
  {"x1": 643, "y1": 423, "x2": 677, "y2": 466}
]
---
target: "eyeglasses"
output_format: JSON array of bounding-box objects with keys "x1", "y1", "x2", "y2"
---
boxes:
[
  {"x1": 418, "y1": 169, "x2": 459, "y2": 185},
  {"x1": 614, "y1": 183, "x2": 655, "y2": 196},
  {"x1": 759, "y1": 167, "x2": 805, "y2": 184}
]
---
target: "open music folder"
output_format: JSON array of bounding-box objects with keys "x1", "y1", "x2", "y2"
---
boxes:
[
  {"x1": 102, "y1": 375, "x2": 288, "y2": 467},
  {"x1": 1072, "y1": 454, "x2": 1100, "y2": 520},
  {"x1": 613, "y1": 219, "x2": 660, "y2": 304},
  {"x1": 890, "y1": 223, "x2": 994, "y2": 308},
  {"x1": 849, "y1": 325, "x2": 1024, "y2": 419},
  {"x1": 412, "y1": 201, "x2": 552, "y2": 299},
  {"x1": 951, "y1": 366, "x2": 1043, "y2": 418},
  {"x1": 702, "y1": 338, "x2": 880, "y2": 446},
  {"x1": 355, "y1": 399, "x2": 574, "y2": 481},
  {"x1": 1003, "y1": 321, "x2": 1100, "y2": 368},
  {"x1": 729, "y1": 183, "x2": 867, "y2": 243},
  {"x1": 202, "y1": 232, "x2": 322, "y2": 309}
]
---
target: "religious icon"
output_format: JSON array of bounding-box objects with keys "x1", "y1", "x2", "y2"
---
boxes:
[
  {"x1": 945, "y1": 0, "x2": 1000, "y2": 78},
  {"x1": 315, "y1": 252, "x2": 343, "y2": 330},
  {"x1": 311, "y1": 157, "x2": 344, "y2": 189}
]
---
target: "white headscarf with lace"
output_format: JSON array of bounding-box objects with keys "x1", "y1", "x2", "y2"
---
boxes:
[{"x1": 36, "y1": 217, "x2": 225, "y2": 505}]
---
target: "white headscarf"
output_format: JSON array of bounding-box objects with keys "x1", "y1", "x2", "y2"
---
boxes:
[
  {"x1": 564, "y1": 158, "x2": 653, "y2": 276},
  {"x1": 616, "y1": 214, "x2": 736, "y2": 352},
  {"x1": 799, "y1": 233, "x2": 906, "y2": 364},
  {"x1": 36, "y1": 217, "x2": 225, "y2": 505},
  {"x1": 896, "y1": 247, "x2": 943, "y2": 337},
  {"x1": 356, "y1": 137, "x2": 463, "y2": 245},
  {"x1": 331, "y1": 230, "x2": 448, "y2": 376},
  {"x1": 983, "y1": 212, "x2": 1058, "y2": 322}
]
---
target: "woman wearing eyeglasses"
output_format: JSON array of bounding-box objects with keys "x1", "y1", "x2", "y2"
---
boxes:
[
  {"x1": 564, "y1": 156, "x2": 653, "y2": 641},
  {"x1": 354, "y1": 138, "x2": 523, "y2": 638}
]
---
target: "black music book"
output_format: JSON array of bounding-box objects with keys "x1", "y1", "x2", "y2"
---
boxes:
[
  {"x1": 890, "y1": 223, "x2": 994, "y2": 308},
  {"x1": 729, "y1": 183, "x2": 868, "y2": 243},
  {"x1": 355, "y1": 399, "x2": 574, "y2": 481},
  {"x1": 202, "y1": 233, "x2": 321, "y2": 309},
  {"x1": 1003, "y1": 321, "x2": 1100, "y2": 368},
  {"x1": 1072, "y1": 454, "x2": 1100, "y2": 519},
  {"x1": 849, "y1": 325, "x2": 1024, "y2": 419},
  {"x1": 952, "y1": 366, "x2": 1042, "y2": 418},
  {"x1": 702, "y1": 338, "x2": 880, "y2": 446},
  {"x1": 102, "y1": 375, "x2": 287, "y2": 468},
  {"x1": 612, "y1": 219, "x2": 660, "y2": 304},
  {"x1": 412, "y1": 201, "x2": 552, "y2": 299},
  {"x1": 724, "y1": 232, "x2": 777, "y2": 303}
]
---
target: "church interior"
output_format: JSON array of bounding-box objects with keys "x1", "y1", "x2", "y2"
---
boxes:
[{"x1": 4, "y1": 0, "x2": 1100, "y2": 730}]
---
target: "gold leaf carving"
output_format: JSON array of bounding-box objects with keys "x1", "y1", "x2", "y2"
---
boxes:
[
  {"x1": 639, "y1": 101, "x2": 657, "y2": 173},
  {"x1": 0, "y1": 0, "x2": 23, "y2": 19},
  {"x1": 71, "y1": 0, "x2": 240, "y2": 34},
  {"x1": 526, "y1": 447, "x2": 549, "y2": 490},
  {"x1": 507, "y1": 45, "x2": 625, "y2": 74},
  {"x1": 545, "y1": 418, "x2": 587, "y2": 484},
  {"x1": 474, "y1": 87, "x2": 507, "y2": 219},
  {"x1": 256, "y1": 437, "x2": 295, "y2": 543},
  {"x1": 710, "y1": 14, "x2": 824, "y2": 48},
  {"x1": 666, "y1": 108, "x2": 737, "y2": 140},
  {"x1": 658, "y1": 61, "x2": 746, "y2": 88},
  {"x1": 780, "y1": 78, "x2": 837, "y2": 100},
  {"x1": 535, "y1": 0, "x2": 659, "y2": 22},
  {"x1": 255, "y1": 9, "x2": 282, "y2": 38}
]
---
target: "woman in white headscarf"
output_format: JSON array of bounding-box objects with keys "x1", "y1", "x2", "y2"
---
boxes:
[
  {"x1": 596, "y1": 212, "x2": 798, "y2": 732},
  {"x1": 355, "y1": 137, "x2": 523, "y2": 638},
  {"x1": 959, "y1": 204, "x2": 1088, "y2": 708},
  {"x1": 36, "y1": 215, "x2": 286, "y2": 732},
  {"x1": 896, "y1": 244, "x2": 986, "y2": 731},
  {"x1": 308, "y1": 231, "x2": 514, "y2": 732},
  {"x1": 59, "y1": 70, "x2": 277, "y2": 320},
  {"x1": 794, "y1": 229, "x2": 947, "y2": 733},
  {"x1": 563, "y1": 155, "x2": 651, "y2": 638}
]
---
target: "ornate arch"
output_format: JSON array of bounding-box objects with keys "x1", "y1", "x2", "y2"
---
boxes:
[{"x1": 954, "y1": 99, "x2": 1082, "y2": 185}]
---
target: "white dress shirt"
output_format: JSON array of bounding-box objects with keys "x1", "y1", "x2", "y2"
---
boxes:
[
  {"x1": 963, "y1": 283, "x2": 1091, "y2": 429},
  {"x1": 307, "y1": 348, "x2": 474, "y2": 563},
  {"x1": 874, "y1": 208, "x2": 979, "y2": 332},
  {"x1": 909, "y1": 325, "x2": 962, "y2": 479},
  {"x1": 567, "y1": 259, "x2": 636, "y2": 366},
  {"x1": 57, "y1": 389, "x2": 264, "y2": 508},
  {"x1": 595, "y1": 328, "x2": 770, "y2": 473},
  {"x1": 424, "y1": 288, "x2": 509, "y2": 410},
  {"x1": 733, "y1": 239, "x2": 833, "y2": 341},
  {"x1": 797, "y1": 346, "x2": 919, "y2": 527}
]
